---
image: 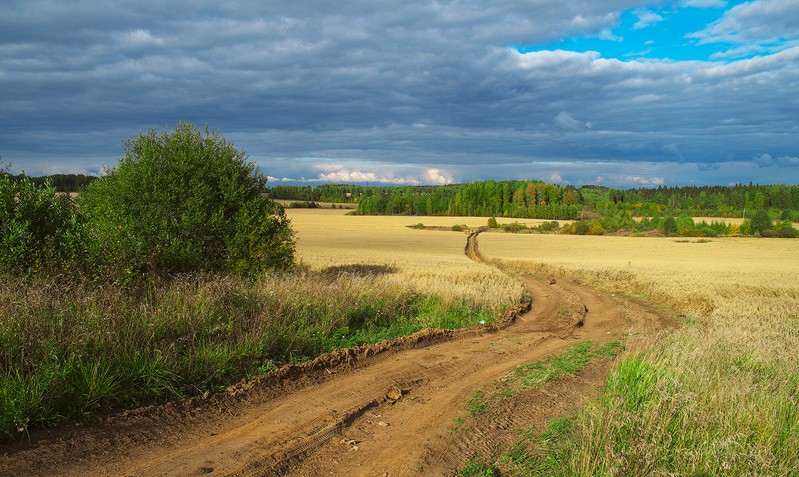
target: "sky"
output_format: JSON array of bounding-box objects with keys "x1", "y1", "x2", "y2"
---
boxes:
[{"x1": 1, "y1": 0, "x2": 798, "y2": 188}]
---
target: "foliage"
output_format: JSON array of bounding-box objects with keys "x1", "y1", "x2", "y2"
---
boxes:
[
  {"x1": 537, "y1": 220, "x2": 560, "y2": 232},
  {"x1": 0, "y1": 175, "x2": 82, "y2": 274},
  {"x1": 0, "y1": 271, "x2": 498, "y2": 438},
  {"x1": 2, "y1": 173, "x2": 96, "y2": 193},
  {"x1": 750, "y1": 210, "x2": 773, "y2": 235},
  {"x1": 487, "y1": 216, "x2": 498, "y2": 228},
  {"x1": 79, "y1": 123, "x2": 294, "y2": 278},
  {"x1": 269, "y1": 181, "x2": 799, "y2": 220}
]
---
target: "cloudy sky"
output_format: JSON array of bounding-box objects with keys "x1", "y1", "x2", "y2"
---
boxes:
[{"x1": 2, "y1": 0, "x2": 798, "y2": 187}]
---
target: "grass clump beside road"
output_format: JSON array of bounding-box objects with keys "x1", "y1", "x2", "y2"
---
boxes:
[
  {"x1": 467, "y1": 341, "x2": 624, "y2": 417},
  {"x1": 0, "y1": 272, "x2": 499, "y2": 439},
  {"x1": 494, "y1": 256, "x2": 799, "y2": 476}
]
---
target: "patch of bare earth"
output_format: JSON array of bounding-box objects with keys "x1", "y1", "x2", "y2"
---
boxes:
[{"x1": 0, "y1": 233, "x2": 666, "y2": 477}]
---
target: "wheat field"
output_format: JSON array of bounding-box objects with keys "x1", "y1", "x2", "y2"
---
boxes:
[
  {"x1": 289, "y1": 209, "x2": 799, "y2": 475},
  {"x1": 286, "y1": 209, "x2": 529, "y2": 311},
  {"x1": 479, "y1": 231, "x2": 799, "y2": 475}
]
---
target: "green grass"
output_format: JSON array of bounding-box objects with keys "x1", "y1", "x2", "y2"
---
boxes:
[
  {"x1": 467, "y1": 341, "x2": 624, "y2": 417},
  {"x1": 458, "y1": 459, "x2": 501, "y2": 477},
  {"x1": 0, "y1": 271, "x2": 500, "y2": 439}
]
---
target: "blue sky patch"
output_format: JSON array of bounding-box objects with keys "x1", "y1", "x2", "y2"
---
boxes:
[{"x1": 518, "y1": 1, "x2": 756, "y2": 62}]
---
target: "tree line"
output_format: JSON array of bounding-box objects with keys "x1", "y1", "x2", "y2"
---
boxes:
[
  {"x1": 8, "y1": 172, "x2": 799, "y2": 221},
  {"x1": 1, "y1": 173, "x2": 97, "y2": 192},
  {"x1": 269, "y1": 181, "x2": 799, "y2": 221}
]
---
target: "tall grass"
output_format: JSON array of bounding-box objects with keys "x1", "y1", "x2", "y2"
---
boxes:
[
  {"x1": 499, "y1": 259, "x2": 799, "y2": 476},
  {"x1": 0, "y1": 271, "x2": 500, "y2": 439}
]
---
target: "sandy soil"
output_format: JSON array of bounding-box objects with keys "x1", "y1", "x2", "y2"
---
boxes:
[{"x1": 0, "y1": 232, "x2": 665, "y2": 477}]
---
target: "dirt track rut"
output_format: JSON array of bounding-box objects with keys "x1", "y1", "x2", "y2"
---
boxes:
[{"x1": 0, "y1": 231, "x2": 663, "y2": 477}]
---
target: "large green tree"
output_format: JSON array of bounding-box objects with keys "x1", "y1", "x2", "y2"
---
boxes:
[{"x1": 79, "y1": 123, "x2": 294, "y2": 278}]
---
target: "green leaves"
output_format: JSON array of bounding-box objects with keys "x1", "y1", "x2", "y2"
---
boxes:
[{"x1": 79, "y1": 123, "x2": 294, "y2": 278}]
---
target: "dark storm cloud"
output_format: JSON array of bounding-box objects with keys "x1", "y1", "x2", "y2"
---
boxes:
[{"x1": 1, "y1": 0, "x2": 797, "y2": 187}]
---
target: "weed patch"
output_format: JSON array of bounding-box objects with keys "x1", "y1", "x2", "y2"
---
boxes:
[{"x1": 0, "y1": 272, "x2": 499, "y2": 439}]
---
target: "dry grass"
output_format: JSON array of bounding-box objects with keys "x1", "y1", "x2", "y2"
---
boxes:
[
  {"x1": 477, "y1": 232, "x2": 799, "y2": 475},
  {"x1": 287, "y1": 209, "x2": 527, "y2": 312}
]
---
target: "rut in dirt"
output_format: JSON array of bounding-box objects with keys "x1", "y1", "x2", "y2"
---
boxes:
[{"x1": 0, "y1": 231, "x2": 663, "y2": 477}]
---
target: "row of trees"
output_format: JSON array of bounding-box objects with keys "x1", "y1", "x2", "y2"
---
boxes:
[
  {"x1": 599, "y1": 184, "x2": 799, "y2": 219},
  {"x1": 1, "y1": 124, "x2": 294, "y2": 279},
  {"x1": 352, "y1": 180, "x2": 582, "y2": 219},
  {"x1": 556, "y1": 210, "x2": 798, "y2": 238},
  {"x1": 1, "y1": 173, "x2": 97, "y2": 192},
  {"x1": 267, "y1": 181, "x2": 799, "y2": 221}
]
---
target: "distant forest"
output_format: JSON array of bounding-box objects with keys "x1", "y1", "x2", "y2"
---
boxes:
[
  {"x1": 2, "y1": 173, "x2": 96, "y2": 193},
  {"x1": 269, "y1": 181, "x2": 799, "y2": 221},
  {"x1": 5, "y1": 174, "x2": 798, "y2": 220}
]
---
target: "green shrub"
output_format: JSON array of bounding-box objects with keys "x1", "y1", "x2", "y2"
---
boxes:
[
  {"x1": 452, "y1": 224, "x2": 464, "y2": 231},
  {"x1": 775, "y1": 222, "x2": 799, "y2": 238},
  {"x1": 538, "y1": 220, "x2": 560, "y2": 232},
  {"x1": 0, "y1": 175, "x2": 82, "y2": 274},
  {"x1": 487, "y1": 216, "x2": 499, "y2": 228},
  {"x1": 750, "y1": 210, "x2": 773, "y2": 235},
  {"x1": 661, "y1": 216, "x2": 677, "y2": 235},
  {"x1": 79, "y1": 123, "x2": 294, "y2": 278},
  {"x1": 503, "y1": 221, "x2": 527, "y2": 233},
  {"x1": 574, "y1": 221, "x2": 590, "y2": 235}
]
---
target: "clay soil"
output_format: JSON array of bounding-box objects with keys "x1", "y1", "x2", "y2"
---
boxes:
[{"x1": 0, "y1": 233, "x2": 665, "y2": 477}]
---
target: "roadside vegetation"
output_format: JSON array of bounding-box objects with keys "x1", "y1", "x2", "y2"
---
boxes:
[
  {"x1": 0, "y1": 271, "x2": 497, "y2": 439},
  {"x1": 0, "y1": 125, "x2": 521, "y2": 439},
  {"x1": 472, "y1": 232, "x2": 799, "y2": 476}
]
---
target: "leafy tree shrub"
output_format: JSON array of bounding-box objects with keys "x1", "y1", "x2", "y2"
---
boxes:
[
  {"x1": 79, "y1": 123, "x2": 294, "y2": 278},
  {"x1": 588, "y1": 222, "x2": 606, "y2": 235},
  {"x1": 0, "y1": 175, "x2": 81, "y2": 274},
  {"x1": 739, "y1": 219, "x2": 752, "y2": 235},
  {"x1": 538, "y1": 220, "x2": 560, "y2": 232},
  {"x1": 774, "y1": 222, "x2": 799, "y2": 238},
  {"x1": 487, "y1": 216, "x2": 498, "y2": 228},
  {"x1": 750, "y1": 210, "x2": 772, "y2": 235},
  {"x1": 661, "y1": 216, "x2": 677, "y2": 236},
  {"x1": 574, "y1": 221, "x2": 590, "y2": 235},
  {"x1": 503, "y1": 221, "x2": 527, "y2": 233}
]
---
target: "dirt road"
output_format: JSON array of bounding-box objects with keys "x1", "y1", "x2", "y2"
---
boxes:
[{"x1": 0, "y1": 232, "x2": 664, "y2": 476}]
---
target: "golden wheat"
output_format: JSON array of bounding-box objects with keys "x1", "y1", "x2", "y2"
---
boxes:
[
  {"x1": 286, "y1": 209, "x2": 526, "y2": 311},
  {"x1": 477, "y1": 232, "x2": 799, "y2": 475}
]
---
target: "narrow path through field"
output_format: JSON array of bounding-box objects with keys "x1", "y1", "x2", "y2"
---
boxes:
[{"x1": 0, "y1": 231, "x2": 665, "y2": 477}]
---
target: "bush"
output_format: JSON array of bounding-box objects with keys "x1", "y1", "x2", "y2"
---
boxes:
[
  {"x1": 79, "y1": 123, "x2": 294, "y2": 278},
  {"x1": 503, "y1": 221, "x2": 527, "y2": 233},
  {"x1": 574, "y1": 221, "x2": 590, "y2": 235},
  {"x1": 750, "y1": 210, "x2": 772, "y2": 235},
  {"x1": 0, "y1": 175, "x2": 82, "y2": 274},
  {"x1": 452, "y1": 224, "x2": 464, "y2": 232},
  {"x1": 774, "y1": 222, "x2": 799, "y2": 238},
  {"x1": 487, "y1": 216, "x2": 499, "y2": 228},
  {"x1": 538, "y1": 220, "x2": 560, "y2": 232},
  {"x1": 661, "y1": 216, "x2": 677, "y2": 236},
  {"x1": 588, "y1": 222, "x2": 606, "y2": 235}
]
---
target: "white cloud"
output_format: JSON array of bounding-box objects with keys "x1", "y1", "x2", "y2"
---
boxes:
[
  {"x1": 776, "y1": 156, "x2": 799, "y2": 167},
  {"x1": 633, "y1": 10, "x2": 664, "y2": 30},
  {"x1": 424, "y1": 168, "x2": 453, "y2": 185},
  {"x1": 754, "y1": 153, "x2": 774, "y2": 167},
  {"x1": 623, "y1": 175, "x2": 665, "y2": 185},
  {"x1": 756, "y1": 153, "x2": 799, "y2": 167},
  {"x1": 690, "y1": 0, "x2": 799, "y2": 53},
  {"x1": 553, "y1": 111, "x2": 592, "y2": 131},
  {"x1": 681, "y1": 0, "x2": 727, "y2": 8}
]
